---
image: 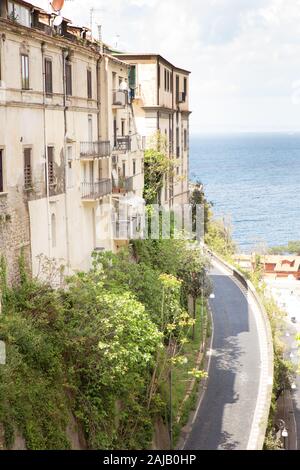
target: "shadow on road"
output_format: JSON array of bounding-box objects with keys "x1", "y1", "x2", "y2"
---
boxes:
[{"x1": 184, "y1": 271, "x2": 260, "y2": 450}]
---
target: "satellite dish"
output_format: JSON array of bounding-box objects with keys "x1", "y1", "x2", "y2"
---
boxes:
[
  {"x1": 51, "y1": 0, "x2": 65, "y2": 13},
  {"x1": 53, "y1": 15, "x2": 63, "y2": 26}
]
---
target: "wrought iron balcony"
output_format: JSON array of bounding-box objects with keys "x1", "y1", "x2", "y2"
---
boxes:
[
  {"x1": 114, "y1": 136, "x2": 131, "y2": 153},
  {"x1": 80, "y1": 141, "x2": 111, "y2": 159},
  {"x1": 81, "y1": 179, "x2": 112, "y2": 200},
  {"x1": 112, "y1": 89, "x2": 128, "y2": 107}
]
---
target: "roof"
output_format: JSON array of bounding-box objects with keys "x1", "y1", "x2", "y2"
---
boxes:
[
  {"x1": 112, "y1": 53, "x2": 191, "y2": 75},
  {"x1": 11, "y1": 0, "x2": 48, "y2": 14}
]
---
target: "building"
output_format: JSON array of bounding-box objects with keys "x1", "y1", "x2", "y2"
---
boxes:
[
  {"x1": 0, "y1": 0, "x2": 144, "y2": 284},
  {"x1": 113, "y1": 53, "x2": 191, "y2": 207},
  {"x1": 234, "y1": 254, "x2": 300, "y2": 281}
]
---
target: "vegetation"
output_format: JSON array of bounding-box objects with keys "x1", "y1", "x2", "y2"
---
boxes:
[
  {"x1": 269, "y1": 240, "x2": 300, "y2": 255},
  {"x1": 0, "y1": 237, "x2": 210, "y2": 450},
  {"x1": 143, "y1": 132, "x2": 174, "y2": 205},
  {"x1": 190, "y1": 181, "x2": 236, "y2": 259}
]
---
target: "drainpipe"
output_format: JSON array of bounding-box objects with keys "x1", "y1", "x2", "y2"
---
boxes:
[
  {"x1": 0, "y1": 0, "x2": 8, "y2": 19},
  {"x1": 96, "y1": 53, "x2": 104, "y2": 176},
  {"x1": 62, "y1": 48, "x2": 71, "y2": 273},
  {"x1": 41, "y1": 42, "x2": 51, "y2": 259}
]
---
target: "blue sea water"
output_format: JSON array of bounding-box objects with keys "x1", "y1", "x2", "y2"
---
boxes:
[{"x1": 190, "y1": 133, "x2": 300, "y2": 252}]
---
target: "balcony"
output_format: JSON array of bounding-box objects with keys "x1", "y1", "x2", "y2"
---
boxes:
[
  {"x1": 113, "y1": 216, "x2": 142, "y2": 240},
  {"x1": 80, "y1": 141, "x2": 111, "y2": 159},
  {"x1": 112, "y1": 176, "x2": 134, "y2": 195},
  {"x1": 114, "y1": 136, "x2": 131, "y2": 153},
  {"x1": 112, "y1": 90, "x2": 128, "y2": 107},
  {"x1": 81, "y1": 179, "x2": 112, "y2": 201}
]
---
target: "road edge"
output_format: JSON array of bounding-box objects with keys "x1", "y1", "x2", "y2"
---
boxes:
[{"x1": 208, "y1": 248, "x2": 274, "y2": 450}]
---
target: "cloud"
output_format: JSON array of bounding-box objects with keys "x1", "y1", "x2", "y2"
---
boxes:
[{"x1": 33, "y1": 0, "x2": 300, "y2": 132}]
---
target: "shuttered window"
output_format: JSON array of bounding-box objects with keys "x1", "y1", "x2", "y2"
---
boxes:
[
  {"x1": 47, "y1": 146, "x2": 55, "y2": 186},
  {"x1": 66, "y1": 62, "x2": 72, "y2": 96},
  {"x1": 87, "y1": 69, "x2": 92, "y2": 99},
  {"x1": 21, "y1": 54, "x2": 29, "y2": 90}
]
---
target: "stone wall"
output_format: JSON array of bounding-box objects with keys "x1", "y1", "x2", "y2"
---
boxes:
[{"x1": 0, "y1": 189, "x2": 31, "y2": 285}]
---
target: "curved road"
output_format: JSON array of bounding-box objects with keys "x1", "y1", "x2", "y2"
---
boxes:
[{"x1": 184, "y1": 262, "x2": 262, "y2": 450}]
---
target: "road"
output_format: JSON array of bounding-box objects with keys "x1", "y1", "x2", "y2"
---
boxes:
[{"x1": 184, "y1": 262, "x2": 262, "y2": 450}]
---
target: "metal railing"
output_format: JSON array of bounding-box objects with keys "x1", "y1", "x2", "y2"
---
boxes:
[
  {"x1": 81, "y1": 179, "x2": 112, "y2": 200},
  {"x1": 112, "y1": 89, "x2": 128, "y2": 106},
  {"x1": 80, "y1": 141, "x2": 111, "y2": 159},
  {"x1": 114, "y1": 136, "x2": 131, "y2": 152}
]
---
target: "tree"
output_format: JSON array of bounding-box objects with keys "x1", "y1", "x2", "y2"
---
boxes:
[
  {"x1": 189, "y1": 181, "x2": 212, "y2": 235},
  {"x1": 179, "y1": 251, "x2": 212, "y2": 339},
  {"x1": 143, "y1": 132, "x2": 174, "y2": 205}
]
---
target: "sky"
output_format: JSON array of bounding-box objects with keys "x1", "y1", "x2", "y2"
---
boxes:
[{"x1": 34, "y1": 0, "x2": 300, "y2": 134}]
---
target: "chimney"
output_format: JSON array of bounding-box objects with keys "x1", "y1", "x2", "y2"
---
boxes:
[{"x1": 0, "y1": 0, "x2": 8, "y2": 19}]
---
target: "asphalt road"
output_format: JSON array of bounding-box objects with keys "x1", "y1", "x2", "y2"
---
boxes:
[{"x1": 184, "y1": 263, "x2": 261, "y2": 450}]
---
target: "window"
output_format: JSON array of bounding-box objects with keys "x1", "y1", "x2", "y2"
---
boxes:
[
  {"x1": 88, "y1": 115, "x2": 93, "y2": 142},
  {"x1": 51, "y1": 213, "x2": 56, "y2": 249},
  {"x1": 184, "y1": 77, "x2": 187, "y2": 101},
  {"x1": 47, "y1": 146, "x2": 55, "y2": 186},
  {"x1": 133, "y1": 159, "x2": 136, "y2": 176},
  {"x1": 0, "y1": 150, "x2": 4, "y2": 193},
  {"x1": 176, "y1": 75, "x2": 179, "y2": 103},
  {"x1": 24, "y1": 148, "x2": 32, "y2": 188},
  {"x1": 66, "y1": 62, "x2": 72, "y2": 96},
  {"x1": 45, "y1": 58, "x2": 53, "y2": 95},
  {"x1": 184, "y1": 129, "x2": 187, "y2": 151},
  {"x1": 176, "y1": 167, "x2": 180, "y2": 176},
  {"x1": 121, "y1": 119, "x2": 125, "y2": 137},
  {"x1": 176, "y1": 127, "x2": 180, "y2": 158},
  {"x1": 128, "y1": 65, "x2": 136, "y2": 89},
  {"x1": 113, "y1": 118, "x2": 117, "y2": 148},
  {"x1": 87, "y1": 69, "x2": 92, "y2": 99},
  {"x1": 21, "y1": 54, "x2": 29, "y2": 90},
  {"x1": 122, "y1": 161, "x2": 126, "y2": 177},
  {"x1": 164, "y1": 69, "x2": 167, "y2": 91},
  {"x1": 158, "y1": 65, "x2": 160, "y2": 88}
]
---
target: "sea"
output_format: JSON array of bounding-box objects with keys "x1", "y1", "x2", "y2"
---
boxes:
[{"x1": 190, "y1": 133, "x2": 300, "y2": 253}]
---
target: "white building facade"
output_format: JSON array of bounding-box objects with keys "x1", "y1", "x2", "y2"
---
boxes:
[{"x1": 0, "y1": 0, "x2": 144, "y2": 283}]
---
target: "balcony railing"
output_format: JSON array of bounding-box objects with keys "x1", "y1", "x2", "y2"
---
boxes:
[
  {"x1": 113, "y1": 217, "x2": 142, "y2": 240},
  {"x1": 112, "y1": 90, "x2": 128, "y2": 107},
  {"x1": 81, "y1": 179, "x2": 112, "y2": 200},
  {"x1": 112, "y1": 176, "x2": 134, "y2": 194},
  {"x1": 80, "y1": 141, "x2": 111, "y2": 159},
  {"x1": 114, "y1": 136, "x2": 131, "y2": 152}
]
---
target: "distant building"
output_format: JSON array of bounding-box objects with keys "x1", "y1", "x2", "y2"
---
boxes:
[
  {"x1": 234, "y1": 254, "x2": 300, "y2": 281},
  {"x1": 112, "y1": 53, "x2": 191, "y2": 207}
]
